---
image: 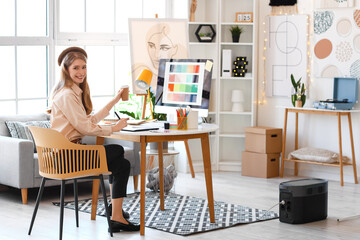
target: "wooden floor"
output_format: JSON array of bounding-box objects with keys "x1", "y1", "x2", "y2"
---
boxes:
[{"x1": 1, "y1": 172, "x2": 360, "y2": 240}]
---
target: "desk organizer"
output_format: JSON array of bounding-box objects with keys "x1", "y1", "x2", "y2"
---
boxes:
[{"x1": 177, "y1": 117, "x2": 188, "y2": 130}]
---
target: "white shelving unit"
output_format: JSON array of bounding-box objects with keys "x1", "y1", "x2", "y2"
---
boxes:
[{"x1": 185, "y1": 0, "x2": 257, "y2": 173}]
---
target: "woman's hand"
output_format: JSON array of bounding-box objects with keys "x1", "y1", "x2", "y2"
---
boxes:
[
  {"x1": 111, "y1": 118, "x2": 128, "y2": 132},
  {"x1": 114, "y1": 88, "x2": 124, "y2": 103}
]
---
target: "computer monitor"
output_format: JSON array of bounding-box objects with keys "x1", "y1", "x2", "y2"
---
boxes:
[{"x1": 155, "y1": 59, "x2": 213, "y2": 117}]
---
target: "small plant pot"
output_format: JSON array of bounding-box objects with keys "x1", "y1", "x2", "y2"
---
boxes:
[
  {"x1": 232, "y1": 35, "x2": 240, "y2": 43},
  {"x1": 295, "y1": 100, "x2": 302, "y2": 108},
  {"x1": 291, "y1": 94, "x2": 306, "y2": 107}
]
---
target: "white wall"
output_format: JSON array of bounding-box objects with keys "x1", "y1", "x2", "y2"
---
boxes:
[{"x1": 257, "y1": 0, "x2": 360, "y2": 183}]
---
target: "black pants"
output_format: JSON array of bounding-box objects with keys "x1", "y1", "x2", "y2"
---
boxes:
[{"x1": 104, "y1": 144, "x2": 130, "y2": 199}]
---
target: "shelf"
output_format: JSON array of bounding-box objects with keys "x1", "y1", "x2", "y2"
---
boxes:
[
  {"x1": 219, "y1": 161, "x2": 241, "y2": 166},
  {"x1": 220, "y1": 42, "x2": 253, "y2": 46},
  {"x1": 189, "y1": 42, "x2": 217, "y2": 46},
  {"x1": 220, "y1": 76, "x2": 253, "y2": 80},
  {"x1": 219, "y1": 111, "x2": 252, "y2": 115},
  {"x1": 189, "y1": 22, "x2": 217, "y2": 25},
  {"x1": 221, "y1": 22, "x2": 254, "y2": 26},
  {"x1": 187, "y1": 0, "x2": 256, "y2": 173},
  {"x1": 219, "y1": 133, "x2": 245, "y2": 138},
  {"x1": 284, "y1": 158, "x2": 353, "y2": 167}
]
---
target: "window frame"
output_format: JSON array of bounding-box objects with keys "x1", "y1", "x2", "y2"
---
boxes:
[
  {"x1": 0, "y1": 0, "x2": 52, "y2": 114},
  {"x1": 0, "y1": 0, "x2": 180, "y2": 114}
]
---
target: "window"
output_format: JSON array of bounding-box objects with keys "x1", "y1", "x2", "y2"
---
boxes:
[
  {"x1": 0, "y1": 0, "x2": 186, "y2": 114},
  {"x1": 0, "y1": 0, "x2": 49, "y2": 114},
  {"x1": 56, "y1": 0, "x2": 168, "y2": 112}
]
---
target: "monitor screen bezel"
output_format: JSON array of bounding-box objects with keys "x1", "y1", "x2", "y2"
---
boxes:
[{"x1": 154, "y1": 58, "x2": 213, "y2": 117}]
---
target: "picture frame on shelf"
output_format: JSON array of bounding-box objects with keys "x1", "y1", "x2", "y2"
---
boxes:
[
  {"x1": 195, "y1": 24, "x2": 216, "y2": 42},
  {"x1": 235, "y1": 12, "x2": 253, "y2": 23}
]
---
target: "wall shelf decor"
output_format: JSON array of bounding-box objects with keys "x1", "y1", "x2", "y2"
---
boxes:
[{"x1": 195, "y1": 24, "x2": 216, "y2": 42}]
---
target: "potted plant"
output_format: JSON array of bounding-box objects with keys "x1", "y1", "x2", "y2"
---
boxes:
[
  {"x1": 290, "y1": 74, "x2": 306, "y2": 107},
  {"x1": 229, "y1": 25, "x2": 243, "y2": 42},
  {"x1": 116, "y1": 87, "x2": 167, "y2": 121},
  {"x1": 199, "y1": 32, "x2": 212, "y2": 42}
]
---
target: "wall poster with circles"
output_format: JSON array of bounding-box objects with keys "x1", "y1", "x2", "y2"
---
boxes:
[{"x1": 313, "y1": 8, "x2": 360, "y2": 78}]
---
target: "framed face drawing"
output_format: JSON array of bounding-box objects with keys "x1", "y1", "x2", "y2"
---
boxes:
[{"x1": 128, "y1": 19, "x2": 189, "y2": 94}]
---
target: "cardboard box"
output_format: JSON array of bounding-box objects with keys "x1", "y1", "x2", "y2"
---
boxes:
[
  {"x1": 245, "y1": 126, "x2": 282, "y2": 153},
  {"x1": 242, "y1": 151, "x2": 280, "y2": 178}
]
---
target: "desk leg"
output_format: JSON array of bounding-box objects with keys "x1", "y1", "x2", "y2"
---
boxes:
[
  {"x1": 91, "y1": 137, "x2": 105, "y2": 220},
  {"x1": 140, "y1": 137, "x2": 146, "y2": 235},
  {"x1": 338, "y1": 113, "x2": 344, "y2": 186},
  {"x1": 294, "y1": 112, "x2": 299, "y2": 176},
  {"x1": 281, "y1": 109, "x2": 288, "y2": 177},
  {"x1": 200, "y1": 133, "x2": 215, "y2": 223},
  {"x1": 158, "y1": 142, "x2": 165, "y2": 211},
  {"x1": 347, "y1": 113, "x2": 358, "y2": 184},
  {"x1": 184, "y1": 140, "x2": 195, "y2": 178}
]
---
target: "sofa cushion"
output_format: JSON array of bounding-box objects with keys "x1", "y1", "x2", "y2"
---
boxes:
[
  {"x1": 5, "y1": 120, "x2": 51, "y2": 152},
  {"x1": 0, "y1": 113, "x2": 50, "y2": 137}
]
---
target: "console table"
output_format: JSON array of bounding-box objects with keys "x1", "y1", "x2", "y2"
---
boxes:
[{"x1": 280, "y1": 107, "x2": 359, "y2": 186}]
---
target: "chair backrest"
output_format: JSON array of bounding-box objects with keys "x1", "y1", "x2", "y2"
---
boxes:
[{"x1": 28, "y1": 126, "x2": 109, "y2": 180}]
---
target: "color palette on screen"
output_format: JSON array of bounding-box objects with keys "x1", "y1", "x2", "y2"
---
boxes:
[
  {"x1": 168, "y1": 74, "x2": 199, "y2": 83},
  {"x1": 168, "y1": 83, "x2": 198, "y2": 93},
  {"x1": 170, "y1": 64, "x2": 200, "y2": 73},
  {"x1": 164, "y1": 62, "x2": 204, "y2": 105},
  {"x1": 167, "y1": 92, "x2": 197, "y2": 103}
]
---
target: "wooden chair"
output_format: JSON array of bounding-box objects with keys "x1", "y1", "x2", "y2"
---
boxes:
[{"x1": 27, "y1": 126, "x2": 113, "y2": 240}]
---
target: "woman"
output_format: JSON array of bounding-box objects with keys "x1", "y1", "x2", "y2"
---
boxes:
[{"x1": 49, "y1": 47, "x2": 139, "y2": 232}]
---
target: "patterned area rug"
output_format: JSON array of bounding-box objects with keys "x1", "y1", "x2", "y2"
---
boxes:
[{"x1": 54, "y1": 192, "x2": 278, "y2": 236}]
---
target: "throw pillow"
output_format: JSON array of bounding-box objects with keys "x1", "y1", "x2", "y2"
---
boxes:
[
  {"x1": 5, "y1": 120, "x2": 51, "y2": 153},
  {"x1": 288, "y1": 147, "x2": 350, "y2": 163}
]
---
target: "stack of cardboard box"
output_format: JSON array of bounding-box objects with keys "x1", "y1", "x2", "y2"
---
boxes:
[{"x1": 242, "y1": 126, "x2": 283, "y2": 178}]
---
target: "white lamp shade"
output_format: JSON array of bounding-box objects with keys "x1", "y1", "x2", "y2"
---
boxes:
[{"x1": 231, "y1": 89, "x2": 244, "y2": 102}]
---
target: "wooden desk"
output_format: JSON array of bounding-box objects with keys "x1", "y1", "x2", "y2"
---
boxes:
[
  {"x1": 280, "y1": 107, "x2": 358, "y2": 186},
  {"x1": 92, "y1": 123, "x2": 218, "y2": 235}
]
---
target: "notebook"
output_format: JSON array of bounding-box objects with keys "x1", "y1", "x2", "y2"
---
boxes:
[{"x1": 121, "y1": 125, "x2": 159, "y2": 132}]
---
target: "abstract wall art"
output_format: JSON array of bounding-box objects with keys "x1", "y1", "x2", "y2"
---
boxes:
[
  {"x1": 265, "y1": 15, "x2": 308, "y2": 97},
  {"x1": 313, "y1": 8, "x2": 360, "y2": 78}
]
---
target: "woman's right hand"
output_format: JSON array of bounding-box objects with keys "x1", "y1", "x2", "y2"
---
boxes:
[{"x1": 111, "y1": 118, "x2": 128, "y2": 132}]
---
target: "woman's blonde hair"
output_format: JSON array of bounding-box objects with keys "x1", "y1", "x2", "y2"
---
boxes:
[{"x1": 49, "y1": 50, "x2": 93, "y2": 115}]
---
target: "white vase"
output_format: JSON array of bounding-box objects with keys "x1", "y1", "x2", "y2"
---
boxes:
[
  {"x1": 232, "y1": 103, "x2": 244, "y2": 112},
  {"x1": 231, "y1": 89, "x2": 244, "y2": 112}
]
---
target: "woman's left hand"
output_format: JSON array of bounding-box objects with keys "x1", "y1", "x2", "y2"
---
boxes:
[{"x1": 114, "y1": 89, "x2": 124, "y2": 103}]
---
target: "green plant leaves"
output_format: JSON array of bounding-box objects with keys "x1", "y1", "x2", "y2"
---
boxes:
[
  {"x1": 115, "y1": 88, "x2": 167, "y2": 120},
  {"x1": 229, "y1": 26, "x2": 243, "y2": 36},
  {"x1": 291, "y1": 74, "x2": 297, "y2": 89}
]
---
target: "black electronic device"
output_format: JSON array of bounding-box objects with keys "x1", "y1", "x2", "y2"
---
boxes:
[{"x1": 279, "y1": 178, "x2": 328, "y2": 224}]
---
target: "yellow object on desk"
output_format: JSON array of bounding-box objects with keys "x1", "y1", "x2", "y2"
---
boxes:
[{"x1": 177, "y1": 117, "x2": 188, "y2": 130}]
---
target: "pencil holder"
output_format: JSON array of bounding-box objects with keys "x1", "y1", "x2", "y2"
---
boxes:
[{"x1": 177, "y1": 117, "x2": 188, "y2": 130}]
